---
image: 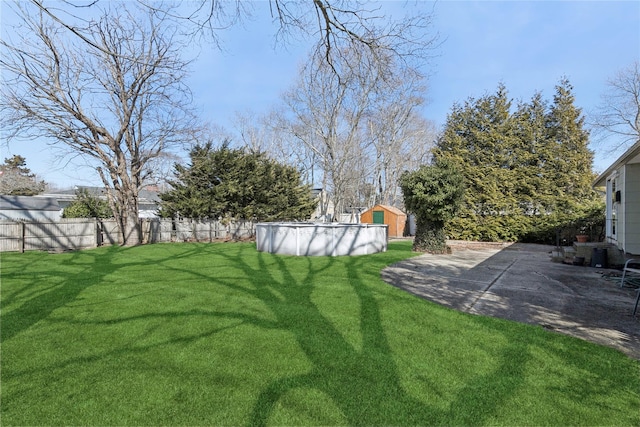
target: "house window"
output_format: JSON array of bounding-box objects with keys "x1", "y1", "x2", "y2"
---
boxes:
[
  {"x1": 612, "y1": 211, "x2": 617, "y2": 236},
  {"x1": 607, "y1": 175, "x2": 619, "y2": 240}
]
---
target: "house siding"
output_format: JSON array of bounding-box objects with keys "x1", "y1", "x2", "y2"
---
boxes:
[
  {"x1": 625, "y1": 163, "x2": 640, "y2": 254},
  {"x1": 594, "y1": 141, "x2": 640, "y2": 256}
]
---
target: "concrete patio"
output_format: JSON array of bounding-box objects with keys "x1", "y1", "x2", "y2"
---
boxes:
[{"x1": 381, "y1": 242, "x2": 640, "y2": 360}]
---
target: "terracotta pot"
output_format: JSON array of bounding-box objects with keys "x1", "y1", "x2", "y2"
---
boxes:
[{"x1": 576, "y1": 234, "x2": 588, "y2": 243}]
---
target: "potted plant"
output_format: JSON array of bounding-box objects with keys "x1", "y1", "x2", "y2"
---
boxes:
[
  {"x1": 575, "y1": 221, "x2": 589, "y2": 242},
  {"x1": 576, "y1": 233, "x2": 589, "y2": 243}
]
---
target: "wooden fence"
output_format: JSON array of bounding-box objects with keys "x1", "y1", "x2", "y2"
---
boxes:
[{"x1": 0, "y1": 218, "x2": 255, "y2": 253}]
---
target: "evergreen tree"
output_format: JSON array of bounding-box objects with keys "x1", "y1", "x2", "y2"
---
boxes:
[
  {"x1": 159, "y1": 142, "x2": 317, "y2": 221},
  {"x1": 400, "y1": 159, "x2": 464, "y2": 253},
  {"x1": 512, "y1": 92, "x2": 549, "y2": 216},
  {"x1": 436, "y1": 85, "x2": 528, "y2": 241},
  {"x1": 435, "y1": 80, "x2": 601, "y2": 242},
  {"x1": 0, "y1": 155, "x2": 46, "y2": 196},
  {"x1": 546, "y1": 79, "x2": 598, "y2": 203}
]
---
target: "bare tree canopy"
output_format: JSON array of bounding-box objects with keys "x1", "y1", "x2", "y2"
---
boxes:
[
  {"x1": 27, "y1": 0, "x2": 437, "y2": 74},
  {"x1": 1, "y1": 1, "x2": 197, "y2": 245},
  {"x1": 280, "y1": 41, "x2": 435, "y2": 219},
  {"x1": 268, "y1": 0, "x2": 437, "y2": 72},
  {"x1": 590, "y1": 61, "x2": 640, "y2": 153}
]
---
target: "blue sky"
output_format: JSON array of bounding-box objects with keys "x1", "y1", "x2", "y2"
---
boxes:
[{"x1": 2, "y1": 0, "x2": 639, "y2": 189}]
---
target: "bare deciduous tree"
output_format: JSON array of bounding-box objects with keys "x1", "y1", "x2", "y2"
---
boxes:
[
  {"x1": 29, "y1": 0, "x2": 437, "y2": 83},
  {"x1": 1, "y1": 2, "x2": 197, "y2": 245},
  {"x1": 143, "y1": 152, "x2": 185, "y2": 193},
  {"x1": 233, "y1": 110, "x2": 276, "y2": 154},
  {"x1": 590, "y1": 61, "x2": 640, "y2": 153},
  {"x1": 363, "y1": 64, "x2": 435, "y2": 207},
  {"x1": 280, "y1": 40, "x2": 434, "y2": 219},
  {"x1": 282, "y1": 46, "x2": 381, "y2": 219},
  {"x1": 366, "y1": 111, "x2": 436, "y2": 207},
  {"x1": 136, "y1": 0, "x2": 436, "y2": 69},
  {"x1": 232, "y1": 108, "x2": 321, "y2": 190}
]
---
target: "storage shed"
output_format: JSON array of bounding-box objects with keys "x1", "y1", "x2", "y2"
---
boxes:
[{"x1": 360, "y1": 204, "x2": 407, "y2": 238}]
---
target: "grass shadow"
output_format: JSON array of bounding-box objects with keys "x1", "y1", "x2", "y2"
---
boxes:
[
  {"x1": 246, "y1": 248, "x2": 546, "y2": 426},
  {"x1": 1, "y1": 246, "x2": 126, "y2": 343},
  {"x1": 2, "y1": 241, "x2": 638, "y2": 426}
]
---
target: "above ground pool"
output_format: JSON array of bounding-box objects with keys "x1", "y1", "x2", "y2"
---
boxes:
[{"x1": 256, "y1": 223, "x2": 388, "y2": 256}]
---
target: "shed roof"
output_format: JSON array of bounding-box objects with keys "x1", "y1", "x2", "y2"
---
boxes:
[
  {"x1": 0, "y1": 195, "x2": 61, "y2": 211},
  {"x1": 365, "y1": 204, "x2": 406, "y2": 216}
]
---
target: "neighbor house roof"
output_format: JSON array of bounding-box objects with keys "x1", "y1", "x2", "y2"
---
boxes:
[
  {"x1": 43, "y1": 186, "x2": 160, "y2": 205},
  {"x1": 593, "y1": 141, "x2": 640, "y2": 187},
  {"x1": 0, "y1": 195, "x2": 61, "y2": 211}
]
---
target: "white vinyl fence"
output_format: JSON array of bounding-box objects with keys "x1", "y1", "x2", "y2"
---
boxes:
[{"x1": 0, "y1": 218, "x2": 255, "y2": 253}]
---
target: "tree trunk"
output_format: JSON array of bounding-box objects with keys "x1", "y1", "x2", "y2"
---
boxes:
[
  {"x1": 413, "y1": 217, "x2": 450, "y2": 254},
  {"x1": 121, "y1": 208, "x2": 141, "y2": 246}
]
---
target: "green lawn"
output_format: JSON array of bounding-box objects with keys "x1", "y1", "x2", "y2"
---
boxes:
[{"x1": 1, "y1": 241, "x2": 638, "y2": 426}]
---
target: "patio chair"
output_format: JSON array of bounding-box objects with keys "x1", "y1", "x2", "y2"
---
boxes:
[{"x1": 620, "y1": 259, "x2": 640, "y2": 316}]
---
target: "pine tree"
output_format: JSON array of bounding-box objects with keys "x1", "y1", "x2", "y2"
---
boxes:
[
  {"x1": 436, "y1": 85, "x2": 527, "y2": 241},
  {"x1": 546, "y1": 79, "x2": 598, "y2": 203},
  {"x1": 0, "y1": 155, "x2": 46, "y2": 195},
  {"x1": 434, "y1": 80, "x2": 602, "y2": 243},
  {"x1": 513, "y1": 93, "x2": 551, "y2": 213},
  {"x1": 538, "y1": 78, "x2": 602, "y2": 241}
]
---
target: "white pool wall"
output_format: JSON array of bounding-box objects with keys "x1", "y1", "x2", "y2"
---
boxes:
[{"x1": 256, "y1": 223, "x2": 388, "y2": 256}]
